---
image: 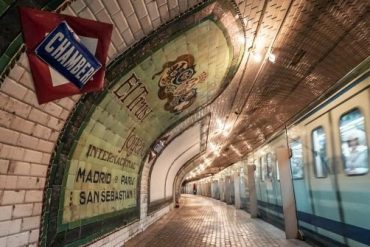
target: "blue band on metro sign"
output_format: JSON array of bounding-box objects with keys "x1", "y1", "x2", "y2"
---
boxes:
[
  {"x1": 35, "y1": 21, "x2": 102, "y2": 89},
  {"x1": 19, "y1": 7, "x2": 113, "y2": 104}
]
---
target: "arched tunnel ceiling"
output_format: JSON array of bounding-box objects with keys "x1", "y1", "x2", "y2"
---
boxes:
[
  {"x1": 179, "y1": 0, "x2": 370, "y2": 182},
  {"x1": 150, "y1": 122, "x2": 201, "y2": 203}
]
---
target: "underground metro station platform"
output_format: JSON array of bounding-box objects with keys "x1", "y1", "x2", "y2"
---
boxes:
[{"x1": 0, "y1": 0, "x2": 370, "y2": 246}]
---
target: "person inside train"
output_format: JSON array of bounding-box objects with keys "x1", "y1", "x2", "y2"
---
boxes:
[
  {"x1": 291, "y1": 158, "x2": 303, "y2": 179},
  {"x1": 343, "y1": 129, "x2": 368, "y2": 175}
]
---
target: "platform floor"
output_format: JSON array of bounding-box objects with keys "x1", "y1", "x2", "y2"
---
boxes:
[{"x1": 124, "y1": 194, "x2": 312, "y2": 247}]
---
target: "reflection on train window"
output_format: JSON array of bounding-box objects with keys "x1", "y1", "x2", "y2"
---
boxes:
[
  {"x1": 312, "y1": 127, "x2": 328, "y2": 178},
  {"x1": 290, "y1": 139, "x2": 304, "y2": 179},
  {"x1": 266, "y1": 153, "x2": 273, "y2": 179},
  {"x1": 276, "y1": 159, "x2": 280, "y2": 181},
  {"x1": 339, "y1": 108, "x2": 368, "y2": 175},
  {"x1": 260, "y1": 156, "x2": 266, "y2": 181}
]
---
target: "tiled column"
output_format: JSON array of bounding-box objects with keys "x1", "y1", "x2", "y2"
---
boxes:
[{"x1": 276, "y1": 147, "x2": 298, "y2": 239}]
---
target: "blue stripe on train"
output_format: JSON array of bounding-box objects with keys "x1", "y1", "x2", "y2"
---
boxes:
[
  {"x1": 297, "y1": 211, "x2": 370, "y2": 246},
  {"x1": 257, "y1": 200, "x2": 370, "y2": 245},
  {"x1": 300, "y1": 226, "x2": 347, "y2": 247},
  {"x1": 257, "y1": 200, "x2": 283, "y2": 214}
]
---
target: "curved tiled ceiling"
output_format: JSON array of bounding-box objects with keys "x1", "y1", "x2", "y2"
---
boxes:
[
  {"x1": 164, "y1": 143, "x2": 200, "y2": 198},
  {"x1": 179, "y1": 0, "x2": 370, "y2": 183},
  {"x1": 150, "y1": 122, "x2": 201, "y2": 203}
]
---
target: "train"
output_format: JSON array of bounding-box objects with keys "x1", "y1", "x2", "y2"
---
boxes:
[{"x1": 184, "y1": 64, "x2": 370, "y2": 247}]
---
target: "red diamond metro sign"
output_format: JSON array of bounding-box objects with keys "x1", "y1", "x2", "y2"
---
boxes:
[{"x1": 19, "y1": 7, "x2": 113, "y2": 104}]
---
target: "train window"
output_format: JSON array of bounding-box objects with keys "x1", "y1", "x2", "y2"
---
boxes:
[
  {"x1": 260, "y1": 156, "x2": 266, "y2": 181},
  {"x1": 290, "y1": 139, "x2": 304, "y2": 179},
  {"x1": 266, "y1": 153, "x2": 273, "y2": 179},
  {"x1": 339, "y1": 108, "x2": 368, "y2": 175},
  {"x1": 312, "y1": 127, "x2": 328, "y2": 178}
]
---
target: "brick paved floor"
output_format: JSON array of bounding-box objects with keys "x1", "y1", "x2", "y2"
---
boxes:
[{"x1": 124, "y1": 194, "x2": 312, "y2": 247}]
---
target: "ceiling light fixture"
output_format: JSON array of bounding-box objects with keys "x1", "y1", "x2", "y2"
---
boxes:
[
  {"x1": 252, "y1": 50, "x2": 262, "y2": 62},
  {"x1": 255, "y1": 37, "x2": 265, "y2": 50},
  {"x1": 268, "y1": 52, "x2": 276, "y2": 63},
  {"x1": 230, "y1": 145, "x2": 242, "y2": 157},
  {"x1": 213, "y1": 118, "x2": 232, "y2": 137},
  {"x1": 216, "y1": 118, "x2": 224, "y2": 130},
  {"x1": 237, "y1": 34, "x2": 245, "y2": 45}
]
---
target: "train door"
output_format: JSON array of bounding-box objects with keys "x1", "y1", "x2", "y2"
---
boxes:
[
  {"x1": 331, "y1": 89, "x2": 370, "y2": 247},
  {"x1": 254, "y1": 158, "x2": 263, "y2": 202},
  {"x1": 220, "y1": 178, "x2": 225, "y2": 201},
  {"x1": 239, "y1": 165, "x2": 249, "y2": 210},
  {"x1": 273, "y1": 153, "x2": 283, "y2": 207},
  {"x1": 266, "y1": 153, "x2": 276, "y2": 205},
  {"x1": 215, "y1": 180, "x2": 220, "y2": 199},
  {"x1": 206, "y1": 182, "x2": 210, "y2": 197},
  {"x1": 271, "y1": 152, "x2": 284, "y2": 229},
  {"x1": 211, "y1": 181, "x2": 215, "y2": 198},
  {"x1": 229, "y1": 175, "x2": 235, "y2": 204},
  {"x1": 212, "y1": 180, "x2": 219, "y2": 199},
  {"x1": 305, "y1": 114, "x2": 345, "y2": 244},
  {"x1": 289, "y1": 136, "x2": 314, "y2": 234},
  {"x1": 225, "y1": 177, "x2": 229, "y2": 203},
  {"x1": 269, "y1": 152, "x2": 282, "y2": 207},
  {"x1": 259, "y1": 155, "x2": 268, "y2": 203}
]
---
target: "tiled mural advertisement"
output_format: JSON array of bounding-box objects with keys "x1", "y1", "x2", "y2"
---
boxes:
[{"x1": 61, "y1": 17, "x2": 231, "y2": 227}]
